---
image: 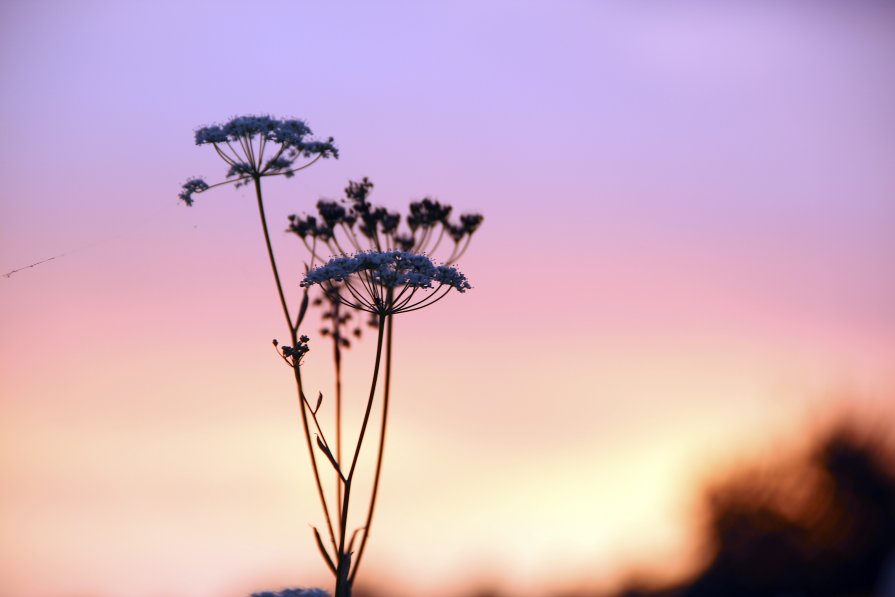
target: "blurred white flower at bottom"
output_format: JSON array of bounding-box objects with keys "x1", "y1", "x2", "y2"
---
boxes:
[{"x1": 250, "y1": 588, "x2": 329, "y2": 597}]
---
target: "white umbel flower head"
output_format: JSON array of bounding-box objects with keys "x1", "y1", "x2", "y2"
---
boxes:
[
  {"x1": 250, "y1": 588, "x2": 330, "y2": 597},
  {"x1": 301, "y1": 250, "x2": 471, "y2": 315}
]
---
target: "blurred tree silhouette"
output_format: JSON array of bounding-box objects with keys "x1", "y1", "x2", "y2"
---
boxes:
[
  {"x1": 677, "y1": 423, "x2": 895, "y2": 597},
  {"x1": 346, "y1": 419, "x2": 895, "y2": 597}
]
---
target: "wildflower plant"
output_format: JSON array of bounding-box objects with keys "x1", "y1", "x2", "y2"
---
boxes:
[
  {"x1": 287, "y1": 179, "x2": 482, "y2": 587},
  {"x1": 180, "y1": 115, "x2": 482, "y2": 597}
]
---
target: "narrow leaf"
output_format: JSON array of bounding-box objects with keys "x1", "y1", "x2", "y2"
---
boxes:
[
  {"x1": 316, "y1": 435, "x2": 345, "y2": 481},
  {"x1": 314, "y1": 391, "x2": 323, "y2": 414},
  {"x1": 296, "y1": 287, "x2": 310, "y2": 327},
  {"x1": 347, "y1": 527, "x2": 365, "y2": 556},
  {"x1": 312, "y1": 526, "x2": 337, "y2": 574}
]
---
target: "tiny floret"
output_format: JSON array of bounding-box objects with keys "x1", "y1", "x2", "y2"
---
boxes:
[
  {"x1": 460, "y1": 213, "x2": 484, "y2": 234},
  {"x1": 179, "y1": 178, "x2": 209, "y2": 206},
  {"x1": 279, "y1": 334, "x2": 311, "y2": 365},
  {"x1": 194, "y1": 115, "x2": 334, "y2": 152},
  {"x1": 194, "y1": 126, "x2": 227, "y2": 145},
  {"x1": 270, "y1": 119, "x2": 311, "y2": 145}
]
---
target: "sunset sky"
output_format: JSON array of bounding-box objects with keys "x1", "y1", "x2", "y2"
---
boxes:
[{"x1": 2, "y1": 2, "x2": 894, "y2": 596}]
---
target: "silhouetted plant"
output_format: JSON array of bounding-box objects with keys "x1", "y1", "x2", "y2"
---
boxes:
[
  {"x1": 181, "y1": 115, "x2": 481, "y2": 597},
  {"x1": 286, "y1": 178, "x2": 483, "y2": 590},
  {"x1": 298, "y1": 251, "x2": 470, "y2": 594}
]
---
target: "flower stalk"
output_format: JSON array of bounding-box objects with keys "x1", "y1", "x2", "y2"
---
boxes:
[{"x1": 181, "y1": 116, "x2": 480, "y2": 597}]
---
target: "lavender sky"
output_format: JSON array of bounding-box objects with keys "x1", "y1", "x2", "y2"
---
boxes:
[{"x1": 2, "y1": 2, "x2": 894, "y2": 596}]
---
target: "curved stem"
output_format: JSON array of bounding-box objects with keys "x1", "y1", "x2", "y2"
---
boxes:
[
  {"x1": 349, "y1": 313, "x2": 393, "y2": 584},
  {"x1": 429, "y1": 225, "x2": 446, "y2": 256},
  {"x1": 194, "y1": 175, "x2": 252, "y2": 194},
  {"x1": 253, "y1": 176, "x2": 293, "y2": 332},
  {"x1": 258, "y1": 136, "x2": 266, "y2": 165},
  {"x1": 269, "y1": 153, "x2": 323, "y2": 178},
  {"x1": 448, "y1": 234, "x2": 473, "y2": 264},
  {"x1": 261, "y1": 145, "x2": 284, "y2": 173}
]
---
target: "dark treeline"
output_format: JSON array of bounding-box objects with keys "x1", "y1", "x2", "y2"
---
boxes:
[{"x1": 354, "y1": 421, "x2": 895, "y2": 597}]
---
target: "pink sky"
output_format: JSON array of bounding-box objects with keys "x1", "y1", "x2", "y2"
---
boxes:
[{"x1": 2, "y1": 2, "x2": 894, "y2": 596}]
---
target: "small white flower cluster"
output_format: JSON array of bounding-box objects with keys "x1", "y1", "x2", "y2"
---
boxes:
[
  {"x1": 273, "y1": 335, "x2": 311, "y2": 366},
  {"x1": 180, "y1": 115, "x2": 338, "y2": 206},
  {"x1": 301, "y1": 250, "x2": 471, "y2": 315},
  {"x1": 250, "y1": 589, "x2": 329, "y2": 597},
  {"x1": 302, "y1": 251, "x2": 470, "y2": 292}
]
